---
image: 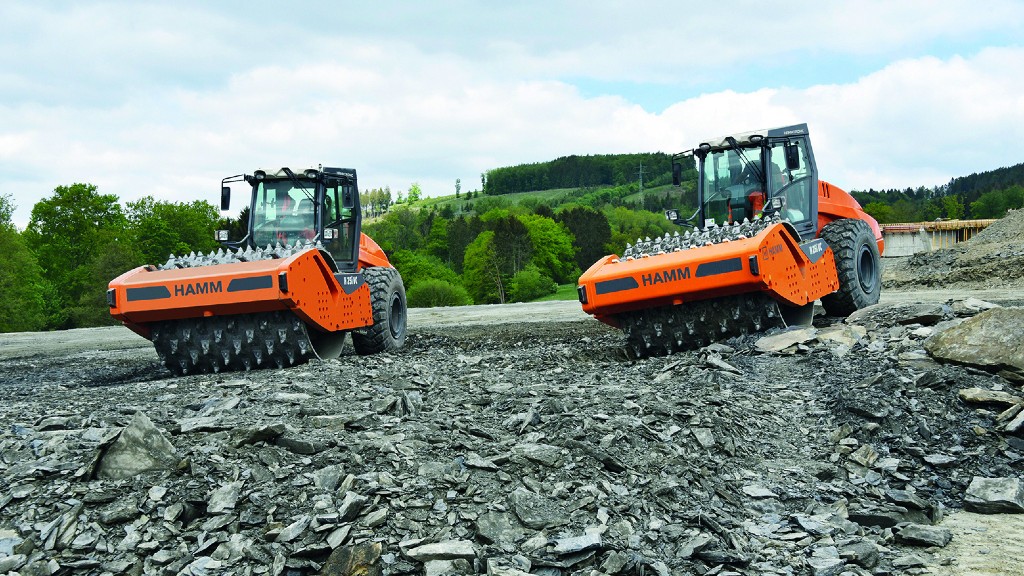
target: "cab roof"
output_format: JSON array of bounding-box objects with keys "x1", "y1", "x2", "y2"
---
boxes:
[{"x1": 698, "y1": 123, "x2": 809, "y2": 151}]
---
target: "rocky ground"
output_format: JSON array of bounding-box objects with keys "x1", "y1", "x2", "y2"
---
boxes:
[{"x1": 2, "y1": 215, "x2": 1024, "y2": 576}]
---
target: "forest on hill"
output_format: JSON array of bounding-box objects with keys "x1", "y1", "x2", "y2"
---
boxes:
[
  {"x1": 1, "y1": 156, "x2": 1022, "y2": 333},
  {"x1": 851, "y1": 160, "x2": 1024, "y2": 222},
  {"x1": 483, "y1": 153, "x2": 676, "y2": 195}
]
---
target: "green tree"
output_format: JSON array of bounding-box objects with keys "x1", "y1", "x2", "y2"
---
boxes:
[
  {"x1": 0, "y1": 194, "x2": 48, "y2": 332},
  {"x1": 23, "y1": 183, "x2": 128, "y2": 328},
  {"x1": 0, "y1": 193, "x2": 13, "y2": 224},
  {"x1": 463, "y1": 231, "x2": 505, "y2": 303},
  {"x1": 67, "y1": 235, "x2": 143, "y2": 327},
  {"x1": 556, "y1": 206, "x2": 612, "y2": 273},
  {"x1": 389, "y1": 249, "x2": 463, "y2": 289},
  {"x1": 455, "y1": 178, "x2": 461, "y2": 199},
  {"x1": 484, "y1": 212, "x2": 532, "y2": 276},
  {"x1": 518, "y1": 214, "x2": 579, "y2": 283},
  {"x1": 446, "y1": 216, "x2": 475, "y2": 272},
  {"x1": 509, "y1": 265, "x2": 557, "y2": 302},
  {"x1": 533, "y1": 204, "x2": 554, "y2": 218},
  {"x1": 941, "y1": 195, "x2": 965, "y2": 220},
  {"x1": 408, "y1": 182, "x2": 422, "y2": 203},
  {"x1": 604, "y1": 206, "x2": 674, "y2": 253},
  {"x1": 362, "y1": 206, "x2": 422, "y2": 252},
  {"x1": 424, "y1": 217, "x2": 449, "y2": 261},
  {"x1": 126, "y1": 197, "x2": 220, "y2": 265},
  {"x1": 407, "y1": 279, "x2": 473, "y2": 308},
  {"x1": 863, "y1": 201, "x2": 896, "y2": 224},
  {"x1": 970, "y1": 185, "x2": 1024, "y2": 218},
  {"x1": 890, "y1": 199, "x2": 921, "y2": 223}
]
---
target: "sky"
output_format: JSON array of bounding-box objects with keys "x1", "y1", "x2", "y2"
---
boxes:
[{"x1": 2, "y1": 1, "x2": 1023, "y2": 228}]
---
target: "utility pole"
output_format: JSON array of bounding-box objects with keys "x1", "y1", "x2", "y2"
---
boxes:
[{"x1": 637, "y1": 162, "x2": 645, "y2": 205}]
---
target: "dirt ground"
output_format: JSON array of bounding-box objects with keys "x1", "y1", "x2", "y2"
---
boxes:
[
  {"x1": 3, "y1": 286, "x2": 1024, "y2": 575},
  {"x1": 927, "y1": 512, "x2": 1024, "y2": 576},
  {"x1": 2, "y1": 216, "x2": 1024, "y2": 575}
]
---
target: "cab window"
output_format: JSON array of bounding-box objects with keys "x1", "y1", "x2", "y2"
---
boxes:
[
  {"x1": 252, "y1": 181, "x2": 316, "y2": 246},
  {"x1": 769, "y1": 140, "x2": 812, "y2": 226}
]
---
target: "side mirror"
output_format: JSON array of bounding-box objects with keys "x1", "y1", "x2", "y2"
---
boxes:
[
  {"x1": 785, "y1": 143, "x2": 800, "y2": 171},
  {"x1": 342, "y1": 186, "x2": 356, "y2": 210},
  {"x1": 220, "y1": 186, "x2": 231, "y2": 211},
  {"x1": 672, "y1": 162, "x2": 682, "y2": 186}
]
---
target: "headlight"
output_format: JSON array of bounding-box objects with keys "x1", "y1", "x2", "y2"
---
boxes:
[
  {"x1": 304, "y1": 169, "x2": 319, "y2": 180},
  {"x1": 253, "y1": 170, "x2": 266, "y2": 181},
  {"x1": 215, "y1": 230, "x2": 229, "y2": 241}
]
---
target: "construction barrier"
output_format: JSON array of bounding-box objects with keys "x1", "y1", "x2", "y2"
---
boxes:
[{"x1": 879, "y1": 219, "x2": 997, "y2": 257}]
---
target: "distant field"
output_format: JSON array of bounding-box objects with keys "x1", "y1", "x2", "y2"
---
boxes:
[
  {"x1": 416, "y1": 182, "x2": 687, "y2": 213},
  {"x1": 620, "y1": 183, "x2": 679, "y2": 203},
  {"x1": 419, "y1": 187, "x2": 581, "y2": 211},
  {"x1": 532, "y1": 283, "x2": 579, "y2": 302}
]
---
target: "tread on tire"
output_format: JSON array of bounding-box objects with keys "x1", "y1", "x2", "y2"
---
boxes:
[
  {"x1": 820, "y1": 218, "x2": 881, "y2": 316},
  {"x1": 352, "y1": 266, "x2": 407, "y2": 354}
]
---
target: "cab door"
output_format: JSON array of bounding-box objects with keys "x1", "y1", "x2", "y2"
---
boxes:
[
  {"x1": 323, "y1": 180, "x2": 360, "y2": 272},
  {"x1": 768, "y1": 137, "x2": 818, "y2": 240}
]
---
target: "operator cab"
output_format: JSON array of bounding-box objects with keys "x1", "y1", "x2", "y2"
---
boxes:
[
  {"x1": 669, "y1": 123, "x2": 818, "y2": 240},
  {"x1": 218, "y1": 166, "x2": 362, "y2": 272}
]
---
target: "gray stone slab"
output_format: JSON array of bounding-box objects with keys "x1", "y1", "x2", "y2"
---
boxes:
[{"x1": 964, "y1": 477, "x2": 1024, "y2": 513}]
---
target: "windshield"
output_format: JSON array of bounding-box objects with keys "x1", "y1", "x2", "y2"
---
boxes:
[
  {"x1": 700, "y1": 146, "x2": 765, "y2": 227},
  {"x1": 252, "y1": 180, "x2": 317, "y2": 246}
]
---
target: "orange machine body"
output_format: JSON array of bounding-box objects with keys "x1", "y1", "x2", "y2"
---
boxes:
[
  {"x1": 817, "y1": 180, "x2": 885, "y2": 253},
  {"x1": 109, "y1": 233, "x2": 389, "y2": 340},
  {"x1": 579, "y1": 222, "x2": 840, "y2": 328}
]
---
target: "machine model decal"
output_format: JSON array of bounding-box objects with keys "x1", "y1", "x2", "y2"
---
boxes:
[
  {"x1": 799, "y1": 239, "x2": 829, "y2": 264},
  {"x1": 336, "y1": 272, "x2": 365, "y2": 295},
  {"x1": 695, "y1": 258, "x2": 743, "y2": 278}
]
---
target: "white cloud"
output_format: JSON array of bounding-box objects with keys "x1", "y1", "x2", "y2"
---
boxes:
[
  {"x1": 791, "y1": 46, "x2": 1024, "y2": 190},
  {"x1": 2, "y1": 2, "x2": 1023, "y2": 228}
]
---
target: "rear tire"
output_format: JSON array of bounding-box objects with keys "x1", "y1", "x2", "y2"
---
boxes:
[
  {"x1": 820, "y1": 218, "x2": 881, "y2": 316},
  {"x1": 352, "y1": 267, "x2": 407, "y2": 354}
]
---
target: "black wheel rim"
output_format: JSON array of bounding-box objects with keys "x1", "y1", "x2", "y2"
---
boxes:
[
  {"x1": 857, "y1": 244, "x2": 876, "y2": 293},
  {"x1": 388, "y1": 292, "x2": 406, "y2": 339}
]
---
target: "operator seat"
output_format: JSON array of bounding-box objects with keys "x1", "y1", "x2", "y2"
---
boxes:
[
  {"x1": 293, "y1": 198, "x2": 315, "y2": 240},
  {"x1": 277, "y1": 198, "x2": 314, "y2": 242}
]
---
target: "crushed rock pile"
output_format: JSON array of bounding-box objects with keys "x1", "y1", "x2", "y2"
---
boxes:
[
  {"x1": 884, "y1": 208, "x2": 1024, "y2": 289},
  {"x1": 2, "y1": 300, "x2": 1023, "y2": 576}
]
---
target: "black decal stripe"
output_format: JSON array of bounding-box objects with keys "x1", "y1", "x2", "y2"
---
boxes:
[
  {"x1": 595, "y1": 277, "x2": 639, "y2": 295},
  {"x1": 227, "y1": 275, "x2": 273, "y2": 292},
  {"x1": 126, "y1": 286, "x2": 171, "y2": 302},
  {"x1": 695, "y1": 258, "x2": 743, "y2": 278}
]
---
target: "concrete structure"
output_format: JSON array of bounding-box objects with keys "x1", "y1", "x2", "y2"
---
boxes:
[{"x1": 880, "y1": 219, "x2": 997, "y2": 257}]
